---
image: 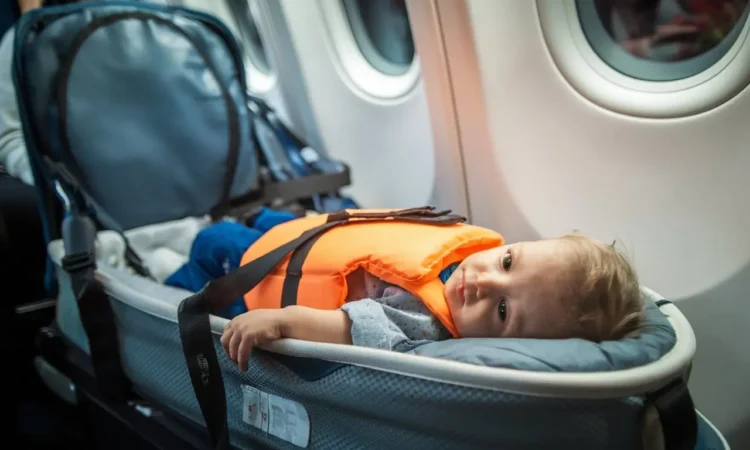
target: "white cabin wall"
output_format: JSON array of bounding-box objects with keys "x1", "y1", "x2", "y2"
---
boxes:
[{"x1": 413, "y1": 0, "x2": 749, "y2": 446}]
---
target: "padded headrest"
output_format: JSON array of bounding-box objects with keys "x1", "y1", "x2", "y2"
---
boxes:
[{"x1": 409, "y1": 288, "x2": 677, "y2": 372}]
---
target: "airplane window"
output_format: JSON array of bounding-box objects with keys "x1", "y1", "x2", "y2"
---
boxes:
[
  {"x1": 341, "y1": 0, "x2": 415, "y2": 76},
  {"x1": 226, "y1": 1, "x2": 272, "y2": 76},
  {"x1": 578, "y1": 0, "x2": 750, "y2": 81},
  {"x1": 168, "y1": 0, "x2": 273, "y2": 76}
]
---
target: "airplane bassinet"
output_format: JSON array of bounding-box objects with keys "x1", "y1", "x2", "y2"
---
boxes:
[
  {"x1": 11, "y1": 2, "x2": 723, "y2": 450},
  {"x1": 42, "y1": 228, "x2": 711, "y2": 450}
]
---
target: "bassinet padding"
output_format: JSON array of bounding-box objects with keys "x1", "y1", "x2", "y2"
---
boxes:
[
  {"x1": 48, "y1": 238, "x2": 695, "y2": 450},
  {"x1": 411, "y1": 298, "x2": 676, "y2": 372}
]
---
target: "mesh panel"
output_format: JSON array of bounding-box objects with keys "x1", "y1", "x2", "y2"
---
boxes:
[{"x1": 110, "y1": 300, "x2": 647, "y2": 450}]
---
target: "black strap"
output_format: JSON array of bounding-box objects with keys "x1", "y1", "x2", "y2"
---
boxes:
[
  {"x1": 178, "y1": 291, "x2": 231, "y2": 450},
  {"x1": 177, "y1": 207, "x2": 465, "y2": 449},
  {"x1": 261, "y1": 168, "x2": 351, "y2": 204},
  {"x1": 648, "y1": 298, "x2": 697, "y2": 450},
  {"x1": 646, "y1": 377, "x2": 697, "y2": 450},
  {"x1": 61, "y1": 251, "x2": 131, "y2": 402},
  {"x1": 280, "y1": 235, "x2": 320, "y2": 308}
]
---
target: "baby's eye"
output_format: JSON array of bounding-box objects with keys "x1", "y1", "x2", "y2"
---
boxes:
[
  {"x1": 498, "y1": 298, "x2": 507, "y2": 321},
  {"x1": 501, "y1": 250, "x2": 512, "y2": 271}
]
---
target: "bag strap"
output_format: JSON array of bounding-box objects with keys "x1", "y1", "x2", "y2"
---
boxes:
[{"x1": 177, "y1": 207, "x2": 465, "y2": 449}]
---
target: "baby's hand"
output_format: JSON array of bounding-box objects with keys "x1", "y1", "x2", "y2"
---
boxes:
[{"x1": 220, "y1": 309, "x2": 284, "y2": 372}]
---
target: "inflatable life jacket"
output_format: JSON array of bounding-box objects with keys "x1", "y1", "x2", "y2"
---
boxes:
[{"x1": 238, "y1": 207, "x2": 504, "y2": 337}]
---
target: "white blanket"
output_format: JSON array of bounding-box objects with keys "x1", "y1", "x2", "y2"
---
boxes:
[{"x1": 87, "y1": 215, "x2": 211, "y2": 283}]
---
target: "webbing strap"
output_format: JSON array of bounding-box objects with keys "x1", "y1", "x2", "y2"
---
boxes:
[
  {"x1": 646, "y1": 377, "x2": 697, "y2": 450},
  {"x1": 650, "y1": 299, "x2": 698, "y2": 450},
  {"x1": 62, "y1": 251, "x2": 131, "y2": 402}
]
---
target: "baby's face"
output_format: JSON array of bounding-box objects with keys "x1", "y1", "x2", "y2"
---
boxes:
[{"x1": 443, "y1": 238, "x2": 579, "y2": 339}]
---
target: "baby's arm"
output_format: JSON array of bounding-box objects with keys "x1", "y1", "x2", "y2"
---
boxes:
[
  {"x1": 340, "y1": 298, "x2": 419, "y2": 351},
  {"x1": 221, "y1": 306, "x2": 352, "y2": 371},
  {"x1": 221, "y1": 289, "x2": 442, "y2": 370}
]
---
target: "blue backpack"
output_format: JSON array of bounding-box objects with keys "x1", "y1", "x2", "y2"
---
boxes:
[{"x1": 13, "y1": 0, "x2": 258, "y2": 285}]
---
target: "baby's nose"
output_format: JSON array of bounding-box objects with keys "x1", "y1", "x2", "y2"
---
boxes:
[{"x1": 475, "y1": 272, "x2": 502, "y2": 292}]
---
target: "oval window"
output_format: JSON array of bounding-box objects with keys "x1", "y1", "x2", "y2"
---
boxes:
[
  {"x1": 341, "y1": 0, "x2": 415, "y2": 76},
  {"x1": 577, "y1": 0, "x2": 750, "y2": 81},
  {"x1": 226, "y1": 0, "x2": 273, "y2": 76}
]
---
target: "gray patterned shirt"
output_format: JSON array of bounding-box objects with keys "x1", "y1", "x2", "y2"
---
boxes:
[{"x1": 341, "y1": 286, "x2": 452, "y2": 352}]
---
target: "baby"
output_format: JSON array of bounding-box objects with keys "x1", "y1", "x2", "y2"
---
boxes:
[{"x1": 221, "y1": 233, "x2": 644, "y2": 371}]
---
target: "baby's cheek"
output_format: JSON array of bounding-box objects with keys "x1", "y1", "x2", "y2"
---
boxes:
[
  {"x1": 464, "y1": 307, "x2": 496, "y2": 338},
  {"x1": 452, "y1": 309, "x2": 477, "y2": 337}
]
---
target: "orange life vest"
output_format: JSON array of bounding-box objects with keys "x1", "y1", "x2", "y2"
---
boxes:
[{"x1": 240, "y1": 207, "x2": 504, "y2": 337}]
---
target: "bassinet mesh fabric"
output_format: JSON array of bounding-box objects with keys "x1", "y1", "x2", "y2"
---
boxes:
[
  {"x1": 108, "y1": 299, "x2": 647, "y2": 450},
  {"x1": 48, "y1": 253, "x2": 658, "y2": 450}
]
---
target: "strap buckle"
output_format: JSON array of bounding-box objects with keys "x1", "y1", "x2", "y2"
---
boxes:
[{"x1": 61, "y1": 251, "x2": 95, "y2": 275}]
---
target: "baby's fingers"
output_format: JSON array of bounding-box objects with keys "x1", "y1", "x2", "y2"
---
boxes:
[
  {"x1": 228, "y1": 328, "x2": 243, "y2": 362},
  {"x1": 220, "y1": 323, "x2": 233, "y2": 353},
  {"x1": 237, "y1": 335, "x2": 255, "y2": 372}
]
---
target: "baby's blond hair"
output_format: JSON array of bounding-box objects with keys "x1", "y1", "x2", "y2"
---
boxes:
[{"x1": 558, "y1": 233, "x2": 644, "y2": 342}]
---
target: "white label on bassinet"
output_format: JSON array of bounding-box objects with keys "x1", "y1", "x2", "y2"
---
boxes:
[{"x1": 241, "y1": 384, "x2": 310, "y2": 448}]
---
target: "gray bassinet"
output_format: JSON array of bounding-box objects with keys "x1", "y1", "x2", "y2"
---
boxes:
[{"x1": 45, "y1": 232, "x2": 697, "y2": 450}]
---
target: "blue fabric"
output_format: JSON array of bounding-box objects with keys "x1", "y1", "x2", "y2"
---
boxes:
[
  {"x1": 166, "y1": 209, "x2": 298, "y2": 318},
  {"x1": 438, "y1": 262, "x2": 460, "y2": 284},
  {"x1": 13, "y1": 2, "x2": 257, "y2": 231},
  {"x1": 249, "y1": 207, "x2": 297, "y2": 233},
  {"x1": 410, "y1": 298, "x2": 677, "y2": 372},
  {"x1": 165, "y1": 221, "x2": 261, "y2": 318},
  {"x1": 13, "y1": 2, "x2": 258, "y2": 293},
  {"x1": 314, "y1": 194, "x2": 359, "y2": 213},
  {"x1": 695, "y1": 412, "x2": 729, "y2": 450}
]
